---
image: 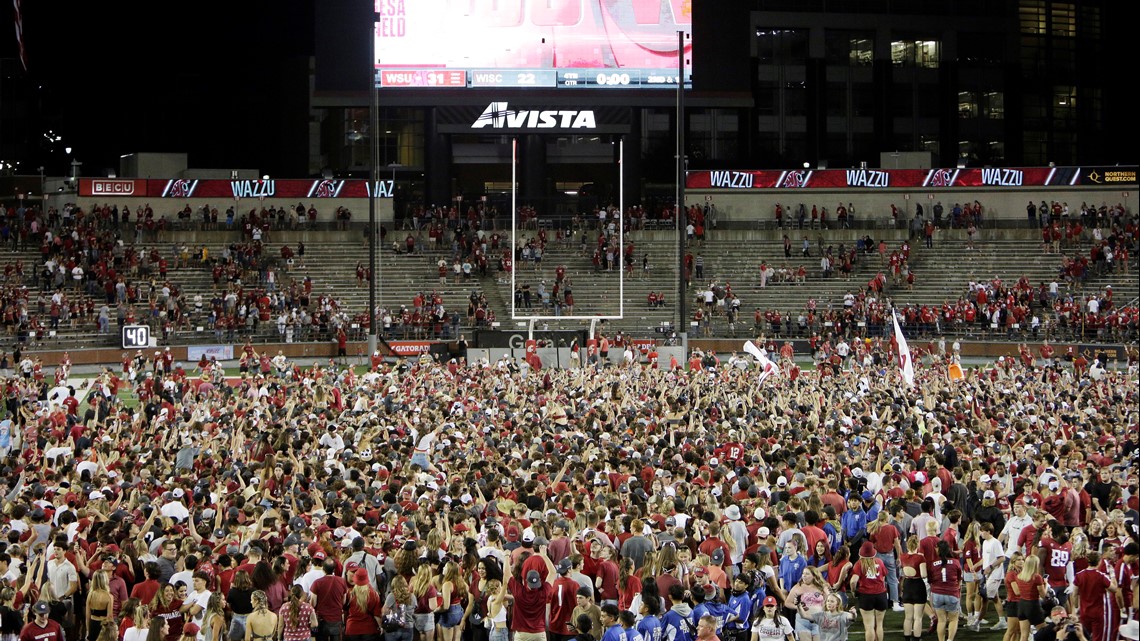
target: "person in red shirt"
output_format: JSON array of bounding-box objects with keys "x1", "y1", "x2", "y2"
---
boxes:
[
  {"x1": 899, "y1": 536, "x2": 928, "y2": 640},
  {"x1": 593, "y1": 545, "x2": 620, "y2": 607},
  {"x1": 309, "y1": 559, "x2": 349, "y2": 641},
  {"x1": 929, "y1": 540, "x2": 963, "y2": 641},
  {"x1": 850, "y1": 541, "x2": 888, "y2": 641},
  {"x1": 1038, "y1": 522, "x2": 1075, "y2": 608},
  {"x1": 549, "y1": 559, "x2": 581, "y2": 641},
  {"x1": 510, "y1": 558, "x2": 556, "y2": 641},
  {"x1": 345, "y1": 569, "x2": 383, "y2": 640},
  {"x1": 867, "y1": 514, "x2": 902, "y2": 610},
  {"x1": 1012, "y1": 555, "x2": 1049, "y2": 636},
  {"x1": 1072, "y1": 552, "x2": 1122, "y2": 641}
]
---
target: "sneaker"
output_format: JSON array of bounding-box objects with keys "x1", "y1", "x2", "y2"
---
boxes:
[
  {"x1": 992, "y1": 620, "x2": 1008, "y2": 631},
  {"x1": 968, "y1": 622, "x2": 980, "y2": 633},
  {"x1": 892, "y1": 604, "x2": 906, "y2": 612},
  {"x1": 977, "y1": 618, "x2": 990, "y2": 626}
]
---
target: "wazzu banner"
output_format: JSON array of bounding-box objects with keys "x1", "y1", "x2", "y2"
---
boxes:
[
  {"x1": 686, "y1": 165, "x2": 1137, "y2": 190},
  {"x1": 79, "y1": 178, "x2": 395, "y2": 199}
]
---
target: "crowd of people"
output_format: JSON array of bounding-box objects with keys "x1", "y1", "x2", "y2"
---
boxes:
[{"x1": 0, "y1": 327, "x2": 1136, "y2": 641}]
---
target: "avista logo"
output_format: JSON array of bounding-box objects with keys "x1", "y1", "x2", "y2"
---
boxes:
[{"x1": 471, "y1": 102, "x2": 597, "y2": 129}]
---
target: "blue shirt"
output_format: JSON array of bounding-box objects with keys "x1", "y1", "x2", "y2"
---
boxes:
[
  {"x1": 840, "y1": 507, "x2": 867, "y2": 541},
  {"x1": 725, "y1": 592, "x2": 752, "y2": 631},
  {"x1": 637, "y1": 615, "x2": 664, "y2": 641},
  {"x1": 779, "y1": 554, "x2": 807, "y2": 591},
  {"x1": 661, "y1": 609, "x2": 694, "y2": 641},
  {"x1": 602, "y1": 624, "x2": 626, "y2": 641}
]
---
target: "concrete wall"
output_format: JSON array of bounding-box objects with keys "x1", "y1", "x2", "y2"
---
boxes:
[{"x1": 688, "y1": 186, "x2": 1136, "y2": 224}]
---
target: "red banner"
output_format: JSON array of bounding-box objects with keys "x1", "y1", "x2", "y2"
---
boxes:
[
  {"x1": 79, "y1": 179, "x2": 395, "y2": 199},
  {"x1": 685, "y1": 166, "x2": 1135, "y2": 190}
]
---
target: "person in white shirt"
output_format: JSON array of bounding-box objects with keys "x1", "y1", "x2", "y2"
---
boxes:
[
  {"x1": 160, "y1": 490, "x2": 191, "y2": 522},
  {"x1": 977, "y1": 521, "x2": 1007, "y2": 632},
  {"x1": 294, "y1": 552, "x2": 328, "y2": 592},
  {"x1": 179, "y1": 572, "x2": 212, "y2": 638},
  {"x1": 999, "y1": 501, "x2": 1033, "y2": 558}
]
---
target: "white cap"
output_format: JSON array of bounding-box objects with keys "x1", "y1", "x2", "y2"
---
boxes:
[{"x1": 983, "y1": 490, "x2": 996, "y2": 500}]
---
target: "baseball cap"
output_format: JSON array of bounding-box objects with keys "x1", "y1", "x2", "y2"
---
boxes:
[
  {"x1": 763, "y1": 596, "x2": 778, "y2": 607},
  {"x1": 983, "y1": 490, "x2": 996, "y2": 500},
  {"x1": 557, "y1": 558, "x2": 572, "y2": 575},
  {"x1": 526, "y1": 570, "x2": 542, "y2": 589},
  {"x1": 33, "y1": 602, "x2": 50, "y2": 615},
  {"x1": 183, "y1": 623, "x2": 201, "y2": 637}
]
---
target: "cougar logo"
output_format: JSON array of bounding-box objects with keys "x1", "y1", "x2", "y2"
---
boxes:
[
  {"x1": 309, "y1": 179, "x2": 345, "y2": 198},
  {"x1": 926, "y1": 168, "x2": 957, "y2": 187},
  {"x1": 778, "y1": 170, "x2": 809, "y2": 188},
  {"x1": 162, "y1": 179, "x2": 199, "y2": 198}
]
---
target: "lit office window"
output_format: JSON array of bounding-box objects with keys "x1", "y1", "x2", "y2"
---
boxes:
[{"x1": 891, "y1": 40, "x2": 940, "y2": 68}]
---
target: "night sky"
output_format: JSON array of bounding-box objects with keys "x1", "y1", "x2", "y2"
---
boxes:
[{"x1": 13, "y1": 0, "x2": 315, "y2": 177}]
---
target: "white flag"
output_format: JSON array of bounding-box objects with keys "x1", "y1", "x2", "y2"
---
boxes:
[
  {"x1": 743, "y1": 340, "x2": 779, "y2": 385},
  {"x1": 892, "y1": 312, "x2": 915, "y2": 388}
]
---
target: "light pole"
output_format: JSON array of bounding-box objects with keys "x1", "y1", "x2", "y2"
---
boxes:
[{"x1": 368, "y1": 11, "x2": 380, "y2": 357}]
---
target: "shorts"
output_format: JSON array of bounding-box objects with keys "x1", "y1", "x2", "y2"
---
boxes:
[
  {"x1": 931, "y1": 594, "x2": 960, "y2": 612},
  {"x1": 1016, "y1": 600, "x2": 1045, "y2": 626},
  {"x1": 413, "y1": 614, "x2": 436, "y2": 632},
  {"x1": 410, "y1": 453, "x2": 431, "y2": 470},
  {"x1": 1005, "y1": 601, "x2": 1019, "y2": 618},
  {"x1": 794, "y1": 616, "x2": 819, "y2": 636},
  {"x1": 858, "y1": 593, "x2": 888, "y2": 612},
  {"x1": 901, "y1": 578, "x2": 928, "y2": 605},
  {"x1": 439, "y1": 604, "x2": 464, "y2": 629},
  {"x1": 962, "y1": 572, "x2": 978, "y2": 583}
]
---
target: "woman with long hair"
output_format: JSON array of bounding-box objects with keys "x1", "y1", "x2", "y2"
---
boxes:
[
  {"x1": 796, "y1": 593, "x2": 855, "y2": 641},
  {"x1": 750, "y1": 595, "x2": 794, "y2": 641},
  {"x1": 824, "y1": 545, "x2": 852, "y2": 608},
  {"x1": 226, "y1": 571, "x2": 255, "y2": 641},
  {"x1": 410, "y1": 564, "x2": 441, "y2": 641},
  {"x1": 961, "y1": 521, "x2": 983, "y2": 628},
  {"x1": 276, "y1": 585, "x2": 317, "y2": 641},
  {"x1": 122, "y1": 605, "x2": 151, "y2": 641},
  {"x1": 149, "y1": 583, "x2": 184, "y2": 641},
  {"x1": 616, "y1": 558, "x2": 640, "y2": 612},
  {"x1": 929, "y1": 541, "x2": 963, "y2": 641},
  {"x1": 250, "y1": 561, "x2": 286, "y2": 613},
  {"x1": 786, "y1": 566, "x2": 828, "y2": 641},
  {"x1": 899, "y1": 536, "x2": 928, "y2": 641},
  {"x1": 1010, "y1": 555, "x2": 1046, "y2": 641},
  {"x1": 145, "y1": 618, "x2": 169, "y2": 641},
  {"x1": 87, "y1": 569, "x2": 115, "y2": 641},
  {"x1": 1001, "y1": 554, "x2": 1024, "y2": 641},
  {"x1": 484, "y1": 579, "x2": 509, "y2": 641},
  {"x1": 0, "y1": 586, "x2": 23, "y2": 641},
  {"x1": 437, "y1": 560, "x2": 468, "y2": 641},
  {"x1": 202, "y1": 593, "x2": 227, "y2": 641},
  {"x1": 847, "y1": 542, "x2": 887, "y2": 641},
  {"x1": 382, "y1": 576, "x2": 416, "y2": 641},
  {"x1": 467, "y1": 557, "x2": 503, "y2": 641},
  {"x1": 244, "y1": 591, "x2": 278, "y2": 641},
  {"x1": 345, "y1": 569, "x2": 383, "y2": 641},
  {"x1": 118, "y1": 599, "x2": 145, "y2": 641}
]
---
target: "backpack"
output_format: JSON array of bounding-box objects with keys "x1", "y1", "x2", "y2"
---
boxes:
[{"x1": 963, "y1": 487, "x2": 982, "y2": 522}]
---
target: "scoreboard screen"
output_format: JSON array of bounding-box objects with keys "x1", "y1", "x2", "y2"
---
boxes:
[{"x1": 374, "y1": 0, "x2": 692, "y2": 90}]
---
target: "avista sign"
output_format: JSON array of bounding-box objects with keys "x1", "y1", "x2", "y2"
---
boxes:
[{"x1": 472, "y1": 102, "x2": 596, "y2": 130}]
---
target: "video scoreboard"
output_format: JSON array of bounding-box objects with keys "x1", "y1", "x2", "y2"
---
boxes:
[
  {"x1": 377, "y1": 68, "x2": 687, "y2": 89},
  {"x1": 374, "y1": 0, "x2": 692, "y2": 91}
]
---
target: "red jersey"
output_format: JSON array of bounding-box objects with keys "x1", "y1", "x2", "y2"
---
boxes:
[
  {"x1": 1038, "y1": 538, "x2": 1073, "y2": 587},
  {"x1": 1072, "y1": 568, "x2": 1112, "y2": 614},
  {"x1": 929, "y1": 558, "x2": 962, "y2": 596}
]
